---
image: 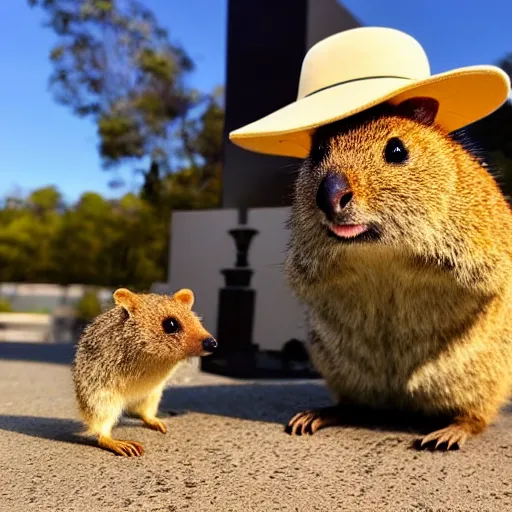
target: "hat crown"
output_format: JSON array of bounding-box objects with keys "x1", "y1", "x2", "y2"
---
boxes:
[{"x1": 297, "y1": 27, "x2": 431, "y2": 99}]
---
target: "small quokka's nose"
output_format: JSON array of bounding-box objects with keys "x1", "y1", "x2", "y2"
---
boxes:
[
  {"x1": 202, "y1": 337, "x2": 218, "y2": 352},
  {"x1": 316, "y1": 172, "x2": 353, "y2": 220}
]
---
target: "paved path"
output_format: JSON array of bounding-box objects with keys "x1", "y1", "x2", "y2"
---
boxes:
[{"x1": 1, "y1": 347, "x2": 511, "y2": 512}]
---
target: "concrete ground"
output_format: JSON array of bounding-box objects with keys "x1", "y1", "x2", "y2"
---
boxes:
[{"x1": 1, "y1": 345, "x2": 511, "y2": 512}]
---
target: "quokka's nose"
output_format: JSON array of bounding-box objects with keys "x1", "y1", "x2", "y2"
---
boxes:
[
  {"x1": 316, "y1": 172, "x2": 353, "y2": 220},
  {"x1": 202, "y1": 337, "x2": 218, "y2": 352}
]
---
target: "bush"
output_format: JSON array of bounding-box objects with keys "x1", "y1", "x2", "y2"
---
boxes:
[
  {"x1": 0, "y1": 298, "x2": 12, "y2": 313},
  {"x1": 74, "y1": 289, "x2": 102, "y2": 320}
]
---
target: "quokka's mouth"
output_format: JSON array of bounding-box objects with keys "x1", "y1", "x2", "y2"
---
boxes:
[
  {"x1": 328, "y1": 223, "x2": 368, "y2": 238},
  {"x1": 326, "y1": 223, "x2": 381, "y2": 244}
]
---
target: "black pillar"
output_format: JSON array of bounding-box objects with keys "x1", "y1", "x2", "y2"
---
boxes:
[{"x1": 221, "y1": 0, "x2": 360, "y2": 210}]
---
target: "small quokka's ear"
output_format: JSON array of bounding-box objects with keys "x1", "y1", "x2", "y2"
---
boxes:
[
  {"x1": 173, "y1": 288, "x2": 195, "y2": 309},
  {"x1": 395, "y1": 97, "x2": 439, "y2": 126},
  {"x1": 113, "y1": 288, "x2": 139, "y2": 316}
]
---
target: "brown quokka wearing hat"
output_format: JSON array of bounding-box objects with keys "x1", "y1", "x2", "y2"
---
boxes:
[
  {"x1": 72, "y1": 288, "x2": 217, "y2": 456},
  {"x1": 231, "y1": 27, "x2": 512, "y2": 450}
]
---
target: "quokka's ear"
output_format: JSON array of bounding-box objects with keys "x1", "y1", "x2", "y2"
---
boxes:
[
  {"x1": 395, "y1": 97, "x2": 439, "y2": 126},
  {"x1": 173, "y1": 288, "x2": 195, "y2": 309},
  {"x1": 113, "y1": 288, "x2": 139, "y2": 317}
]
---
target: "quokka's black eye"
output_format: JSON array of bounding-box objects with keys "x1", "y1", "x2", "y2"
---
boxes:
[
  {"x1": 162, "y1": 317, "x2": 180, "y2": 334},
  {"x1": 384, "y1": 137, "x2": 409, "y2": 164},
  {"x1": 310, "y1": 139, "x2": 328, "y2": 165}
]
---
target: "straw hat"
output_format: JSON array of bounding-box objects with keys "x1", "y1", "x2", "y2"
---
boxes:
[{"x1": 229, "y1": 27, "x2": 510, "y2": 159}]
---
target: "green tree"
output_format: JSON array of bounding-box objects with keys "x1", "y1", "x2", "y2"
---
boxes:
[
  {"x1": 164, "y1": 89, "x2": 224, "y2": 211},
  {"x1": 140, "y1": 160, "x2": 163, "y2": 207},
  {"x1": 48, "y1": 191, "x2": 167, "y2": 289},
  {"x1": 108, "y1": 193, "x2": 167, "y2": 289},
  {"x1": 29, "y1": 0, "x2": 198, "y2": 180},
  {"x1": 0, "y1": 298, "x2": 12, "y2": 313},
  {"x1": 30, "y1": 0, "x2": 225, "y2": 209},
  {"x1": 0, "y1": 187, "x2": 63, "y2": 283},
  {"x1": 28, "y1": 186, "x2": 64, "y2": 215},
  {"x1": 51, "y1": 191, "x2": 115, "y2": 286},
  {"x1": 0, "y1": 177, "x2": 219, "y2": 289}
]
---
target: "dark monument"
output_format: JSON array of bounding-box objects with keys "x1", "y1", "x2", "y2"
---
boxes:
[
  {"x1": 208, "y1": 0, "x2": 360, "y2": 377},
  {"x1": 222, "y1": 0, "x2": 360, "y2": 211}
]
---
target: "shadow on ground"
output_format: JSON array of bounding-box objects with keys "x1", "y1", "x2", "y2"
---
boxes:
[
  {"x1": 2, "y1": 343, "x2": 511, "y2": 449},
  {"x1": 0, "y1": 415, "x2": 95, "y2": 447},
  {"x1": 0, "y1": 342, "x2": 74, "y2": 365},
  {"x1": 0, "y1": 383, "x2": 327, "y2": 445},
  {"x1": 1, "y1": 382, "x2": 510, "y2": 452},
  {"x1": 160, "y1": 383, "x2": 481, "y2": 437}
]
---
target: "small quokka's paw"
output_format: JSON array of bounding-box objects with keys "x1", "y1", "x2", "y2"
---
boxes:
[
  {"x1": 143, "y1": 417, "x2": 167, "y2": 434},
  {"x1": 99, "y1": 437, "x2": 145, "y2": 457},
  {"x1": 418, "y1": 424, "x2": 469, "y2": 451},
  {"x1": 286, "y1": 406, "x2": 343, "y2": 436}
]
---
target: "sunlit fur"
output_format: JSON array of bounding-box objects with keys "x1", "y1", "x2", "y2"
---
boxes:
[
  {"x1": 285, "y1": 102, "x2": 512, "y2": 446},
  {"x1": 72, "y1": 288, "x2": 213, "y2": 456}
]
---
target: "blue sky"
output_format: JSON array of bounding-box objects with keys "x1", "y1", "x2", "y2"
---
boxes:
[{"x1": 0, "y1": 0, "x2": 510, "y2": 203}]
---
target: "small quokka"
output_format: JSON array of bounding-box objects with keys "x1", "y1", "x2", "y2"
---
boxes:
[{"x1": 72, "y1": 288, "x2": 217, "y2": 456}]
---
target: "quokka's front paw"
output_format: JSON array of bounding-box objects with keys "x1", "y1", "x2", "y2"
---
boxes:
[
  {"x1": 98, "y1": 436, "x2": 145, "y2": 457},
  {"x1": 142, "y1": 417, "x2": 167, "y2": 434},
  {"x1": 286, "y1": 406, "x2": 344, "y2": 436}
]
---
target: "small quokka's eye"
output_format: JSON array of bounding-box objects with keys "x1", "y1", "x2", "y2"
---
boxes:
[
  {"x1": 384, "y1": 137, "x2": 408, "y2": 164},
  {"x1": 162, "y1": 317, "x2": 180, "y2": 334}
]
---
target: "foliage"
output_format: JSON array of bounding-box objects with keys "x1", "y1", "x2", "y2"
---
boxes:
[
  {"x1": 0, "y1": 173, "x2": 221, "y2": 290},
  {"x1": 0, "y1": 298, "x2": 12, "y2": 313},
  {"x1": 74, "y1": 289, "x2": 102, "y2": 320},
  {"x1": 29, "y1": 0, "x2": 195, "y2": 169},
  {"x1": 0, "y1": 186, "x2": 64, "y2": 283},
  {"x1": 28, "y1": 0, "x2": 222, "y2": 194}
]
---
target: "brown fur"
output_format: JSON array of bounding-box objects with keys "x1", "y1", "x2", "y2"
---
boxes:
[
  {"x1": 285, "y1": 98, "x2": 512, "y2": 449},
  {"x1": 72, "y1": 288, "x2": 214, "y2": 456}
]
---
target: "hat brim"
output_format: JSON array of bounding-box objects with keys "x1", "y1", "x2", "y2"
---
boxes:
[{"x1": 229, "y1": 65, "x2": 511, "y2": 158}]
